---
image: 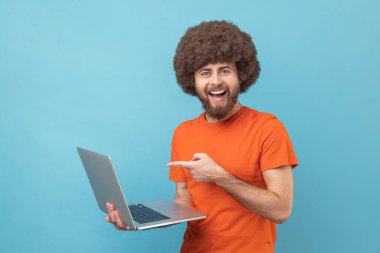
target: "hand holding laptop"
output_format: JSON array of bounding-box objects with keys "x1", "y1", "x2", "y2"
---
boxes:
[
  {"x1": 105, "y1": 202, "x2": 132, "y2": 230},
  {"x1": 77, "y1": 147, "x2": 206, "y2": 230},
  {"x1": 105, "y1": 202, "x2": 178, "y2": 230}
]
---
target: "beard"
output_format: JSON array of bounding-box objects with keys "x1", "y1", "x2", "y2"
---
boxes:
[{"x1": 196, "y1": 85, "x2": 240, "y2": 120}]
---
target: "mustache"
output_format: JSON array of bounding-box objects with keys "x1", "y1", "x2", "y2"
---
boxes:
[{"x1": 206, "y1": 86, "x2": 228, "y2": 93}]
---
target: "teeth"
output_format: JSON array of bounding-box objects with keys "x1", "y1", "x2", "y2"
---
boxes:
[{"x1": 209, "y1": 90, "x2": 225, "y2": 95}]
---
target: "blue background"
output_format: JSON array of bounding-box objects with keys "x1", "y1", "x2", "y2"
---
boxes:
[{"x1": 1, "y1": 0, "x2": 379, "y2": 252}]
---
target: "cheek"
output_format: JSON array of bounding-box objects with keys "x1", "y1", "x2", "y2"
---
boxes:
[
  {"x1": 230, "y1": 77, "x2": 241, "y2": 91},
  {"x1": 194, "y1": 81, "x2": 208, "y2": 93},
  {"x1": 194, "y1": 86, "x2": 206, "y2": 99}
]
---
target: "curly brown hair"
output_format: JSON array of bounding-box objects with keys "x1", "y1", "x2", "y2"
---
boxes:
[{"x1": 173, "y1": 20, "x2": 261, "y2": 96}]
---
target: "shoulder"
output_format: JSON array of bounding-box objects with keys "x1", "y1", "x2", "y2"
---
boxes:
[
  {"x1": 243, "y1": 106, "x2": 278, "y2": 125},
  {"x1": 242, "y1": 107, "x2": 286, "y2": 134},
  {"x1": 172, "y1": 116, "x2": 200, "y2": 138}
]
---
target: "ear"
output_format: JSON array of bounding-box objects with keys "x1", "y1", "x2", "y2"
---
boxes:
[{"x1": 237, "y1": 72, "x2": 242, "y2": 85}]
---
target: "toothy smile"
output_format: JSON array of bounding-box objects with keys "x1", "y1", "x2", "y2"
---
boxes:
[{"x1": 208, "y1": 90, "x2": 227, "y2": 96}]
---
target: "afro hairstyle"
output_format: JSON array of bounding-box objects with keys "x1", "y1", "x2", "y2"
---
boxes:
[{"x1": 173, "y1": 20, "x2": 261, "y2": 96}]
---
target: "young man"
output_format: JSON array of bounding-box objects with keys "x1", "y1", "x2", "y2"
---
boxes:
[{"x1": 106, "y1": 21, "x2": 298, "y2": 253}]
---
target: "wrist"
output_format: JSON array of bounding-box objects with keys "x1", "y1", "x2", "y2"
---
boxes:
[{"x1": 213, "y1": 166, "x2": 232, "y2": 185}]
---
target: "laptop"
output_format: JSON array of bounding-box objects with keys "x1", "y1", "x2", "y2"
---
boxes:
[{"x1": 77, "y1": 147, "x2": 206, "y2": 230}]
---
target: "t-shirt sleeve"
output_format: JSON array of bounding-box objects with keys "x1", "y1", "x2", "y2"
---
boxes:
[
  {"x1": 169, "y1": 130, "x2": 187, "y2": 182},
  {"x1": 259, "y1": 117, "x2": 298, "y2": 171}
]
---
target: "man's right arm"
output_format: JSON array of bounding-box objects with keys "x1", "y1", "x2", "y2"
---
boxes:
[
  {"x1": 174, "y1": 181, "x2": 191, "y2": 208},
  {"x1": 105, "y1": 182, "x2": 190, "y2": 230}
]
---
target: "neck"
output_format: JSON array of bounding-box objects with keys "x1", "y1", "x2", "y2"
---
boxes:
[{"x1": 205, "y1": 101, "x2": 242, "y2": 123}]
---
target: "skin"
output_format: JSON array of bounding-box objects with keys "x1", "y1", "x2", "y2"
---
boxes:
[
  {"x1": 105, "y1": 61, "x2": 294, "y2": 230},
  {"x1": 105, "y1": 202, "x2": 131, "y2": 230},
  {"x1": 194, "y1": 62, "x2": 242, "y2": 122},
  {"x1": 167, "y1": 155, "x2": 293, "y2": 224}
]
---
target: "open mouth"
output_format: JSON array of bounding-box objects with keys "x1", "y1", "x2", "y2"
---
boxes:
[{"x1": 208, "y1": 89, "x2": 227, "y2": 98}]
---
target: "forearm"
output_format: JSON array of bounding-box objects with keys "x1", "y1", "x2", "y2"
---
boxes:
[
  {"x1": 174, "y1": 182, "x2": 191, "y2": 208},
  {"x1": 174, "y1": 196, "x2": 191, "y2": 208},
  {"x1": 215, "y1": 172, "x2": 292, "y2": 224}
]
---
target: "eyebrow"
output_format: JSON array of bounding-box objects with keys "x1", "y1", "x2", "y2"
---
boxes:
[{"x1": 198, "y1": 65, "x2": 232, "y2": 73}]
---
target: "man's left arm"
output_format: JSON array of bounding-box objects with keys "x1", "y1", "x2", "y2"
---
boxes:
[
  {"x1": 215, "y1": 163, "x2": 293, "y2": 224},
  {"x1": 166, "y1": 153, "x2": 294, "y2": 224}
]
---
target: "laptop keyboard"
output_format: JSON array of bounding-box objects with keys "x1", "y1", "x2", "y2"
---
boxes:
[{"x1": 129, "y1": 204, "x2": 170, "y2": 224}]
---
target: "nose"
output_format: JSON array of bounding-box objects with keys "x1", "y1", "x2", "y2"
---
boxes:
[{"x1": 210, "y1": 73, "x2": 222, "y2": 86}]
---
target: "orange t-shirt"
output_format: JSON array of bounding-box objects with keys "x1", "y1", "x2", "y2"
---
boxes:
[{"x1": 169, "y1": 106, "x2": 298, "y2": 253}]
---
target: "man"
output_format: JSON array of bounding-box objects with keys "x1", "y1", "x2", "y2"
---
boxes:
[{"x1": 106, "y1": 21, "x2": 298, "y2": 253}]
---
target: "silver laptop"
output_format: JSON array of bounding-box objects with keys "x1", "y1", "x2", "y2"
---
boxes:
[{"x1": 77, "y1": 147, "x2": 206, "y2": 230}]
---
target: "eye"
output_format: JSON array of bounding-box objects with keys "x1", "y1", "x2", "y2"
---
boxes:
[
  {"x1": 220, "y1": 69, "x2": 231, "y2": 75},
  {"x1": 200, "y1": 71, "x2": 210, "y2": 77}
]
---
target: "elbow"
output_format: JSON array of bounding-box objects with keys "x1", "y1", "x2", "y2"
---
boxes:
[
  {"x1": 272, "y1": 208, "x2": 292, "y2": 224},
  {"x1": 273, "y1": 216, "x2": 289, "y2": 224}
]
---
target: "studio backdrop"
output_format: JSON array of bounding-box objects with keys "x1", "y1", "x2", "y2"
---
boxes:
[{"x1": 0, "y1": 1, "x2": 379, "y2": 252}]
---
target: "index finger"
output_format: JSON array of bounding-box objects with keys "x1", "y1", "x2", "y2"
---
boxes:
[{"x1": 166, "y1": 161, "x2": 194, "y2": 169}]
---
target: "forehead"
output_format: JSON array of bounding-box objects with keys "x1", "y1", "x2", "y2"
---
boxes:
[{"x1": 198, "y1": 61, "x2": 237, "y2": 71}]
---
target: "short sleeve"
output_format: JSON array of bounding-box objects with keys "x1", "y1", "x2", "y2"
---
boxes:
[
  {"x1": 169, "y1": 130, "x2": 188, "y2": 182},
  {"x1": 259, "y1": 118, "x2": 298, "y2": 171}
]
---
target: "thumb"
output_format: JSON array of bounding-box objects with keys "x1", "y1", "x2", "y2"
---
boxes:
[{"x1": 192, "y1": 153, "x2": 206, "y2": 161}]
